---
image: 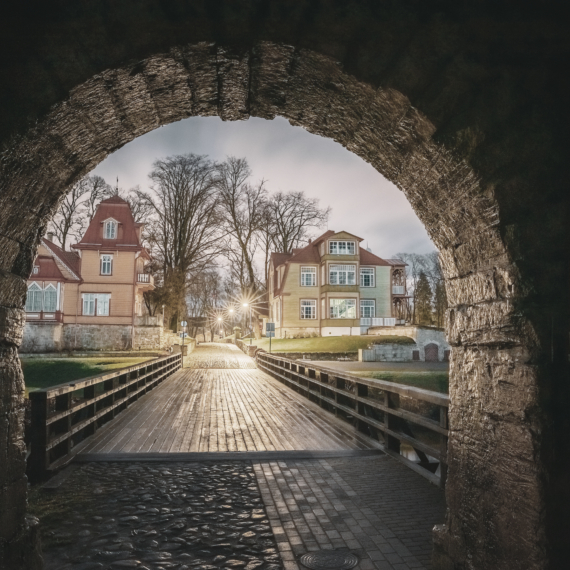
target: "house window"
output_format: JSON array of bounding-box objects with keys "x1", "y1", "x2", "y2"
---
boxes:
[
  {"x1": 329, "y1": 265, "x2": 356, "y2": 285},
  {"x1": 101, "y1": 255, "x2": 113, "y2": 275},
  {"x1": 301, "y1": 267, "x2": 316, "y2": 286},
  {"x1": 32, "y1": 266, "x2": 39, "y2": 275},
  {"x1": 301, "y1": 300, "x2": 317, "y2": 319},
  {"x1": 82, "y1": 293, "x2": 110, "y2": 316},
  {"x1": 321, "y1": 265, "x2": 325, "y2": 285},
  {"x1": 330, "y1": 299, "x2": 356, "y2": 319},
  {"x1": 104, "y1": 220, "x2": 117, "y2": 239},
  {"x1": 97, "y1": 294, "x2": 110, "y2": 316},
  {"x1": 329, "y1": 241, "x2": 355, "y2": 255},
  {"x1": 83, "y1": 293, "x2": 95, "y2": 316},
  {"x1": 25, "y1": 282, "x2": 43, "y2": 312},
  {"x1": 360, "y1": 268, "x2": 375, "y2": 287},
  {"x1": 43, "y1": 284, "x2": 57, "y2": 312},
  {"x1": 360, "y1": 300, "x2": 375, "y2": 318}
]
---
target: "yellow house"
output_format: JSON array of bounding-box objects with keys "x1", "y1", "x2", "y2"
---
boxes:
[
  {"x1": 268, "y1": 230, "x2": 408, "y2": 338},
  {"x1": 22, "y1": 196, "x2": 155, "y2": 351}
]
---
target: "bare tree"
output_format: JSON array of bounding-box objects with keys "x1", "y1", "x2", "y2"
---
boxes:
[
  {"x1": 216, "y1": 157, "x2": 267, "y2": 290},
  {"x1": 139, "y1": 154, "x2": 224, "y2": 327},
  {"x1": 269, "y1": 191, "x2": 330, "y2": 252},
  {"x1": 84, "y1": 175, "x2": 114, "y2": 221}
]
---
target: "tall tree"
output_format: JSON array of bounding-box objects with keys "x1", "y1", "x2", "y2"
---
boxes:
[
  {"x1": 216, "y1": 156, "x2": 267, "y2": 291},
  {"x1": 415, "y1": 271, "x2": 433, "y2": 325},
  {"x1": 83, "y1": 175, "x2": 114, "y2": 221},
  {"x1": 139, "y1": 154, "x2": 223, "y2": 328}
]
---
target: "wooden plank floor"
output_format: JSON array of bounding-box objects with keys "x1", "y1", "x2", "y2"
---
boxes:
[{"x1": 77, "y1": 343, "x2": 378, "y2": 455}]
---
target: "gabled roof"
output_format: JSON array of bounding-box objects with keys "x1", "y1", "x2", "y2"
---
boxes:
[
  {"x1": 41, "y1": 239, "x2": 81, "y2": 280},
  {"x1": 359, "y1": 247, "x2": 391, "y2": 266},
  {"x1": 73, "y1": 195, "x2": 144, "y2": 251}
]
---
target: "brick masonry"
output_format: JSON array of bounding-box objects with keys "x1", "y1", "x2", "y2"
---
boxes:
[{"x1": 254, "y1": 456, "x2": 445, "y2": 570}]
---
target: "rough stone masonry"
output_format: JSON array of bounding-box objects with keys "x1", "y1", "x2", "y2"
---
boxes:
[{"x1": 0, "y1": 2, "x2": 569, "y2": 569}]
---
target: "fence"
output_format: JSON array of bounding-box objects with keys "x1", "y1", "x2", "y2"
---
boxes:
[
  {"x1": 257, "y1": 352, "x2": 449, "y2": 487},
  {"x1": 28, "y1": 353, "x2": 182, "y2": 482}
]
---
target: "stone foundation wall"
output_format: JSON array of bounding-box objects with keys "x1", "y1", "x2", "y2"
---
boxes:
[
  {"x1": 366, "y1": 326, "x2": 450, "y2": 361},
  {"x1": 63, "y1": 324, "x2": 132, "y2": 351},
  {"x1": 20, "y1": 322, "x2": 63, "y2": 353},
  {"x1": 360, "y1": 344, "x2": 415, "y2": 362}
]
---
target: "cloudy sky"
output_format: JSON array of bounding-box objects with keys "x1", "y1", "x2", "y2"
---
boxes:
[{"x1": 92, "y1": 116, "x2": 434, "y2": 258}]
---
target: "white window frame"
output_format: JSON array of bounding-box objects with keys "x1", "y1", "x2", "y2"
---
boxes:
[
  {"x1": 96, "y1": 294, "x2": 110, "y2": 316},
  {"x1": 360, "y1": 300, "x2": 375, "y2": 318},
  {"x1": 82, "y1": 293, "x2": 95, "y2": 316},
  {"x1": 329, "y1": 264, "x2": 356, "y2": 285},
  {"x1": 301, "y1": 267, "x2": 317, "y2": 287},
  {"x1": 104, "y1": 220, "x2": 117, "y2": 239},
  {"x1": 300, "y1": 300, "x2": 317, "y2": 319},
  {"x1": 101, "y1": 254, "x2": 113, "y2": 275},
  {"x1": 32, "y1": 266, "x2": 39, "y2": 275},
  {"x1": 329, "y1": 298, "x2": 357, "y2": 319},
  {"x1": 329, "y1": 241, "x2": 356, "y2": 255},
  {"x1": 43, "y1": 284, "x2": 57, "y2": 312},
  {"x1": 360, "y1": 268, "x2": 375, "y2": 287},
  {"x1": 25, "y1": 282, "x2": 43, "y2": 312}
]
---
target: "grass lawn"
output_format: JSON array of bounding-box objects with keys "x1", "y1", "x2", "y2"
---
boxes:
[
  {"x1": 21, "y1": 357, "x2": 152, "y2": 397},
  {"x1": 253, "y1": 335, "x2": 414, "y2": 353},
  {"x1": 352, "y1": 370, "x2": 449, "y2": 394}
]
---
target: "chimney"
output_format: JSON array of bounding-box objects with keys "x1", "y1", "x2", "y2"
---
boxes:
[
  {"x1": 47, "y1": 232, "x2": 54, "y2": 242},
  {"x1": 308, "y1": 238, "x2": 312, "y2": 244}
]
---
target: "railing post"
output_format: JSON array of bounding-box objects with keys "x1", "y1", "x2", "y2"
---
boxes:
[
  {"x1": 28, "y1": 391, "x2": 49, "y2": 483},
  {"x1": 55, "y1": 392, "x2": 72, "y2": 455},
  {"x1": 439, "y1": 405, "x2": 448, "y2": 487},
  {"x1": 357, "y1": 383, "x2": 368, "y2": 433},
  {"x1": 385, "y1": 391, "x2": 401, "y2": 454}
]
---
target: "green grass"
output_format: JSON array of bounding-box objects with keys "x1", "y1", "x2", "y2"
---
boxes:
[
  {"x1": 21, "y1": 357, "x2": 152, "y2": 397},
  {"x1": 352, "y1": 370, "x2": 449, "y2": 394},
  {"x1": 253, "y1": 335, "x2": 414, "y2": 353}
]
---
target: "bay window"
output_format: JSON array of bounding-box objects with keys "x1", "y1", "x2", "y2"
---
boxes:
[
  {"x1": 43, "y1": 284, "x2": 57, "y2": 312},
  {"x1": 330, "y1": 299, "x2": 356, "y2": 319},
  {"x1": 25, "y1": 283, "x2": 43, "y2": 312},
  {"x1": 329, "y1": 265, "x2": 356, "y2": 285}
]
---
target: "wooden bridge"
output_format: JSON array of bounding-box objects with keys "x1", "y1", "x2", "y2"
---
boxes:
[{"x1": 29, "y1": 342, "x2": 448, "y2": 484}]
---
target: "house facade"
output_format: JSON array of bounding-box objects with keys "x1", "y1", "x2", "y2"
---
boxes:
[
  {"x1": 21, "y1": 196, "x2": 162, "y2": 352},
  {"x1": 268, "y1": 230, "x2": 408, "y2": 338}
]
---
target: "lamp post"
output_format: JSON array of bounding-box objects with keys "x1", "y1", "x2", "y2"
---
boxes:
[
  {"x1": 162, "y1": 304, "x2": 165, "y2": 326},
  {"x1": 217, "y1": 317, "x2": 222, "y2": 339},
  {"x1": 243, "y1": 302, "x2": 252, "y2": 344}
]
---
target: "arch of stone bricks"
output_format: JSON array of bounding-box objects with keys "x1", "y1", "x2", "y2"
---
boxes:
[{"x1": 0, "y1": 3, "x2": 568, "y2": 570}]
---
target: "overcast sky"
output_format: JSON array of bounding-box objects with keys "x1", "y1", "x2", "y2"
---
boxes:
[{"x1": 92, "y1": 116, "x2": 434, "y2": 258}]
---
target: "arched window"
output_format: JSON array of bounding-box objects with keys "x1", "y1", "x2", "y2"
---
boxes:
[
  {"x1": 25, "y1": 282, "x2": 43, "y2": 312},
  {"x1": 104, "y1": 220, "x2": 117, "y2": 239},
  {"x1": 43, "y1": 284, "x2": 57, "y2": 312}
]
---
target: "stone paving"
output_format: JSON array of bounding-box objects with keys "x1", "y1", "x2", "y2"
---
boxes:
[
  {"x1": 33, "y1": 456, "x2": 445, "y2": 570},
  {"x1": 35, "y1": 462, "x2": 282, "y2": 570}
]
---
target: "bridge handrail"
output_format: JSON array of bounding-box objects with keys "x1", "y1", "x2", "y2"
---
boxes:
[
  {"x1": 256, "y1": 351, "x2": 449, "y2": 487},
  {"x1": 28, "y1": 352, "x2": 182, "y2": 482}
]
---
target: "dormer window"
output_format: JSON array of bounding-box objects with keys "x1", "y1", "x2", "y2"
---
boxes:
[
  {"x1": 104, "y1": 220, "x2": 117, "y2": 239},
  {"x1": 32, "y1": 266, "x2": 39, "y2": 275}
]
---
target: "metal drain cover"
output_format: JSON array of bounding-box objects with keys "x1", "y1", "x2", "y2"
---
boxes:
[{"x1": 300, "y1": 550, "x2": 359, "y2": 570}]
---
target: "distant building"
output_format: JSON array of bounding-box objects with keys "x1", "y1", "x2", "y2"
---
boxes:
[
  {"x1": 268, "y1": 230, "x2": 408, "y2": 338},
  {"x1": 21, "y1": 196, "x2": 166, "y2": 352}
]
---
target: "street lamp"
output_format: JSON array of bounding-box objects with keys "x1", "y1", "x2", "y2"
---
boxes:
[
  {"x1": 217, "y1": 316, "x2": 222, "y2": 338},
  {"x1": 243, "y1": 302, "x2": 252, "y2": 344}
]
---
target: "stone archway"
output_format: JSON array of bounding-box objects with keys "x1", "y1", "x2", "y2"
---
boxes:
[{"x1": 1, "y1": 4, "x2": 568, "y2": 570}]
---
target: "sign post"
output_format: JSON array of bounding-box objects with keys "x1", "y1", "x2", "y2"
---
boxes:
[
  {"x1": 180, "y1": 320, "x2": 188, "y2": 368},
  {"x1": 266, "y1": 322, "x2": 275, "y2": 353}
]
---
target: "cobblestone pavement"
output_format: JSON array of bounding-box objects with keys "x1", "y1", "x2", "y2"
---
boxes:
[
  {"x1": 254, "y1": 456, "x2": 445, "y2": 570},
  {"x1": 185, "y1": 344, "x2": 256, "y2": 369},
  {"x1": 34, "y1": 456, "x2": 444, "y2": 570},
  {"x1": 34, "y1": 462, "x2": 282, "y2": 570}
]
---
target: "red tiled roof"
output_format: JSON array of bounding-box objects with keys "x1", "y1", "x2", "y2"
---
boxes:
[
  {"x1": 32, "y1": 256, "x2": 65, "y2": 280},
  {"x1": 42, "y1": 239, "x2": 81, "y2": 277},
  {"x1": 270, "y1": 252, "x2": 292, "y2": 268},
  {"x1": 288, "y1": 242, "x2": 321, "y2": 264},
  {"x1": 73, "y1": 196, "x2": 143, "y2": 251},
  {"x1": 359, "y1": 248, "x2": 391, "y2": 266}
]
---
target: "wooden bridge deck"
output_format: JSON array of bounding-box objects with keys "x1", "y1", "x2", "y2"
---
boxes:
[{"x1": 77, "y1": 343, "x2": 379, "y2": 455}]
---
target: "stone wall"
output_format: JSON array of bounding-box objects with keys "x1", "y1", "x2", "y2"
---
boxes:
[
  {"x1": 20, "y1": 323, "x2": 63, "y2": 353},
  {"x1": 360, "y1": 344, "x2": 415, "y2": 362}
]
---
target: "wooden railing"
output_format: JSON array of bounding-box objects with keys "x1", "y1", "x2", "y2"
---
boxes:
[
  {"x1": 28, "y1": 353, "x2": 182, "y2": 482},
  {"x1": 257, "y1": 352, "x2": 449, "y2": 487}
]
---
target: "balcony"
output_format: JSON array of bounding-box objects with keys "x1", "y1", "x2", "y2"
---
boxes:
[
  {"x1": 360, "y1": 317, "x2": 396, "y2": 327},
  {"x1": 392, "y1": 285, "x2": 405, "y2": 295},
  {"x1": 26, "y1": 310, "x2": 63, "y2": 323},
  {"x1": 137, "y1": 273, "x2": 154, "y2": 287}
]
